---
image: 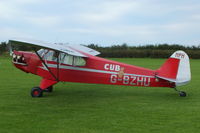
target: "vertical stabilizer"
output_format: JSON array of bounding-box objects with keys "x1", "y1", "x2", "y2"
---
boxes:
[{"x1": 157, "y1": 50, "x2": 191, "y2": 86}]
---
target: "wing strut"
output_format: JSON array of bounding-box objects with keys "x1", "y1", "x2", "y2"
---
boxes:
[
  {"x1": 56, "y1": 51, "x2": 59, "y2": 81},
  {"x1": 35, "y1": 50, "x2": 59, "y2": 81}
]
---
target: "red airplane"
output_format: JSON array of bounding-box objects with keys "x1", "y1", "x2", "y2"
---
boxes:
[{"x1": 8, "y1": 39, "x2": 191, "y2": 97}]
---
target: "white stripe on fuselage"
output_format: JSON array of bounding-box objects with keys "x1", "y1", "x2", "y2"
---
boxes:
[{"x1": 39, "y1": 63, "x2": 154, "y2": 78}]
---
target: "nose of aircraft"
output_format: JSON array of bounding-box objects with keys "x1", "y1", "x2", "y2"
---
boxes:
[
  {"x1": 12, "y1": 51, "x2": 27, "y2": 65},
  {"x1": 12, "y1": 50, "x2": 33, "y2": 73}
]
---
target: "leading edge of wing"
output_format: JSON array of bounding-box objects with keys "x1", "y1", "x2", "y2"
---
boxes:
[
  {"x1": 66, "y1": 44, "x2": 100, "y2": 56},
  {"x1": 8, "y1": 38, "x2": 87, "y2": 57}
]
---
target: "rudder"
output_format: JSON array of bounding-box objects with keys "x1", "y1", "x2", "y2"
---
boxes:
[{"x1": 156, "y1": 50, "x2": 191, "y2": 86}]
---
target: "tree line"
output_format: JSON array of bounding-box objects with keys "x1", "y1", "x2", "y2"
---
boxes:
[
  {"x1": 1, "y1": 42, "x2": 200, "y2": 58},
  {"x1": 88, "y1": 43, "x2": 200, "y2": 59}
]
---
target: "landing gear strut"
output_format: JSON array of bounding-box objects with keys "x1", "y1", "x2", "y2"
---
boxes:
[
  {"x1": 47, "y1": 86, "x2": 53, "y2": 92},
  {"x1": 174, "y1": 88, "x2": 187, "y2": 97},
  {"x1": 44, "y1": 86, "x2": 53, "y2": 92},
  {"x1": 31, "y1": 86, "x2": 53, "y2": 97}
]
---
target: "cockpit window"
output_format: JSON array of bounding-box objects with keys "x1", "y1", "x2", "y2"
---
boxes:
[
  {"x1": 73, "y1": 56, "x2": 86, "y2": 66},
  {"x1": 37, "y1": 49, "x2": 58, "y2": 61},
  {"x1": 37, "y1": 49, "x2": 86, "y2": 66},
  {"x1": 59, "y1": 53, "x2": 73, "y2": 65},
  {"x1": 60, "y1": 53, "x2": 86, "y2": 66},
  {"x1": 37, "y1": 49, "x2": 44, "y2": 56},
  {"x1": 45, "y1": 50, "x2": 55, "y2": 61},
  {"x1": 37, "y1": 49, "x2": 49, "y2": 58}
]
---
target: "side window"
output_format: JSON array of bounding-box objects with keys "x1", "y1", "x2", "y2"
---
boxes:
[
  {"x1": 37, "y1": 49, "x2": 45, "y2": 56},
  {"x1": 60, "y1": 53, "x2": 73, "y2": 65},
  {"x1": 40, "y1": 50, "x2": 58, "y2": 61},
  {"x1": 37, "y1": 49, "x2": 49, "y2": 58},
  {"x1": 37, "y1": 50, "x2": 86, "y2": 66},
  {"x1": 51, "y1": 52, "x2": 59, "y2": 61},
  {"x1": 74, "y1": 56, "x2": 86, "y2": 66},
  {"x1": 45, "y1": 51, "x2": 54, "y2": 61},
  {"x1": 60, "y1": 53, "x2": 86, "y2": 66}
]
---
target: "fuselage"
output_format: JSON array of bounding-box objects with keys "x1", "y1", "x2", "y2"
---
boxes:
[{"x1": 12, "y1": 50, "x2": 175, "y2": 88}]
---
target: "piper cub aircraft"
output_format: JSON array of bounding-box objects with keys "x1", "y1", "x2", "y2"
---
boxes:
[{"x1": 8, "y1": 39, "x2": 191, "y2": 97}]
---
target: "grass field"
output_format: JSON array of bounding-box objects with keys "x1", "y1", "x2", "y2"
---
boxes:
[{"x1": 0, "y1": 57, "x2": 199, "y2": 133}]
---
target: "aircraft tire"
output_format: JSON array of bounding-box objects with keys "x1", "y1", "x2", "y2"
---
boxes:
[
  {"x1": 31, "y1": 87, "x2": 43, "y2": 97},
  {"x1": 179, "y1": 91, "x2": 186, "y2": 97}
]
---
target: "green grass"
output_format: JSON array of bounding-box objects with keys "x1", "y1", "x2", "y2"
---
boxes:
[{"x1": 0, "y1": 57, "x2": 200, "y2": 133}]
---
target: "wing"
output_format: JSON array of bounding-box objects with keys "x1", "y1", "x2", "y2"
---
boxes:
[
  {"x1": 65, "y1": 44, "x2": 100, "y2": 56},
  {"x1": 9, "y1": 38, "x2": 99, "y2": 57}
]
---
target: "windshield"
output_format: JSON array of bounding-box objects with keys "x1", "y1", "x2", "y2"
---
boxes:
[{"x1": 37, "y1": 49, "x2": 57, "y2": 61}]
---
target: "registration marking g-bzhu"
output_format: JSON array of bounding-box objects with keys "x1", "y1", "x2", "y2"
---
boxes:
[{"x1": 110, "y1": 74, "x2": 151, "y2": 86}]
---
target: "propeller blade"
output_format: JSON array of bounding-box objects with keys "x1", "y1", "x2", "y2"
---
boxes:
[{"x1": 7, "y1": 42, "x2": 13, "y2": 56}]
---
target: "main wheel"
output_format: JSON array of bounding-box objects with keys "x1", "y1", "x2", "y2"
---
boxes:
[
  {"x1": 179, "y1": 91, "x2": 186, "y2": 97},
  {"x1": 31, "y1": 87, "x2": 43, "y2": 97}
]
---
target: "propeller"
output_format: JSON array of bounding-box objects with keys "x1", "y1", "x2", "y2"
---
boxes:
[{"x1": 7, "y1": 41, "x2": 13, "y2": 56}]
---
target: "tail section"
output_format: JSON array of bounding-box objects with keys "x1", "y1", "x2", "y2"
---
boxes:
[{"x1": 157, "y1": 50, "x2": 191, "y2": 86}]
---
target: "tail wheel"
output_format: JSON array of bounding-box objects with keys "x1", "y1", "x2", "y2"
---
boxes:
[
  {"x1": 31, "y1": 87, "x2": 43, "y2": 97},
  {"x1": 173, "y1": 88, "x2": 187, "y2": 97},
  {"x1": 179, "y1": 91, "x2": 187, "y2": 97}
]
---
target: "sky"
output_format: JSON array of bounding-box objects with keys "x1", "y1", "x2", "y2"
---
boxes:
[{"x1": 0, "y1": 0, "x2": 200, "y2": 46}]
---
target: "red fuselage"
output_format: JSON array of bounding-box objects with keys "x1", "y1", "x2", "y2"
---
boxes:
[{"x1": 12, "y1": 50, "x2": 174, "y2": 88}]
